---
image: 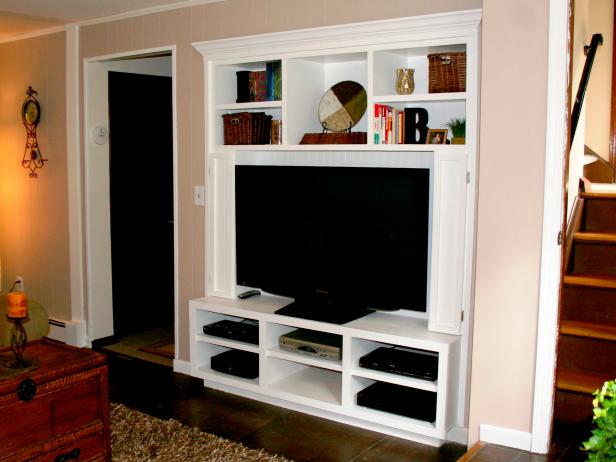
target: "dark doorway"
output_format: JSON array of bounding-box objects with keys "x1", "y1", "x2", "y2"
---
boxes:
[{"x1": 108, "y1": 71, "x2": 174, "y2": 338}]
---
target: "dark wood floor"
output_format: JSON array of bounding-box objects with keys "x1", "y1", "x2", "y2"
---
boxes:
[
  {"x1": 463, "y1": 426, "x2": 587, "y2": 462},
  {"x1": 457, "y1": 421, "x2": 588, "y2": 462},
  {"x1": 102, "y1": 349, "x2": 589, "y2": 462}
]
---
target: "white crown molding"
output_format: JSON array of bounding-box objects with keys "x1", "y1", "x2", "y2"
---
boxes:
[
  {"x1": 0, "y1": 25, "x2": 68, "y2": 44},
  {"x1": 0, "y1": 0, "x2": 225, "y2": 44},
  {"x1": 77, "y1": 0, "x2": 225, "y2": 28},
  {"x1": 192, "y1": 9, "x2": 481, "y2": 59}
]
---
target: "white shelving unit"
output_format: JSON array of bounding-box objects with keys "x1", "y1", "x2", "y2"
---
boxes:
[
  {"x1": 190, "y1": 294, "x2": 460, "y2": 443},
  {"x1": 192, "y1": 9, "x2": 481, "y2": 445}
]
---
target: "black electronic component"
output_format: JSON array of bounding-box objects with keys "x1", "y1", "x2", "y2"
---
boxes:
[
  {"x1": 359, "y1": 346, "x2": 438, "y2": 381},
  {"x1": 235, "y1": 165, "x2": 430, "y2": 325},
  {"x1": 203, "y1": 319, "x2": 259, "y2": 345},
  {"x1": 357, "y1": 382, "x2": 436, "y2": 422},
  {"x1": 279, "y1": 328, "x2": 342, "y2": 360},
  {"x1": 238, "y1": 289, "x2": 261, "y2": 299},
  {"x1": 210, "y1": 349, "x2": 259, "y2": 379}
]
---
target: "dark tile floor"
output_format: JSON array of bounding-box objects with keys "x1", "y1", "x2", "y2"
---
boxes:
[
  {"x1": 103, "y1": 349, "x2": 466, "y2": 461},
  {"x1": 102, "y1": 349, "x2": 590, "y2": 462}
]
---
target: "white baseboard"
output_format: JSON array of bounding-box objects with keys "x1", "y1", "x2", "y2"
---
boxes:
[
  {"x1": 48, "y1": 318, "x2": 88, "y2": 347},
  {"x1": 480, "y1": 424, "x2": 531, "y2": 451},
  {"x1": 173, "y1": 359, "x2": 191, "y2": 375}
]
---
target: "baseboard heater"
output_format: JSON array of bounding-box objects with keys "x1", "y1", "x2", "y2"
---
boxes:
[{"x1": 47, "y1": 318, "x2": 87, "y2": 347}]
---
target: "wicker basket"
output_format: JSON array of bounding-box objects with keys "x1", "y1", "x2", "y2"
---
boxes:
[
  {"x1": 299, "y1": 132, "x2": 367, "y2": 145},
  {"x1": 427, "y1": 52, "x2": 466, "y2": 93},
  {"x1": 222, "y1": 112, "x2": 272, "y2": 145}
]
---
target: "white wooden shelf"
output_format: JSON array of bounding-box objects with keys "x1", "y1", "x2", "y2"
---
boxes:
[
  {"x1": 350, "y1": 367, "x2": 438, "y2": 392},
  {"x1": 196, "y1": 333, "x2": 260, "y2": 354},
  {"x1": 267, "y1": 346, "x2": 343, "y2": 372},
  {"x1": 373, "y1": 92, "x2": 467, "y2": 103},
  {"x1": 190, "y1": 296, "x2": 461, "y2": 443},
  {"x1": 191, "y1": 8, "x2": 480, "y2": 447},
  {"x1": 350, "y1": 404, "x2": 437, "y2": 435},
  {"x1": 213, "y1": 143, "x2": 469, "y2": 153},
  {"x1": 216, "y1": 101, "x2": 283, "y2": 111},
  {"x1": 196, "y1": 364, "x2": 260, "y2": 388},
  {"x1": 268, "y1": 367, "x2": 343, "y2": 407}
]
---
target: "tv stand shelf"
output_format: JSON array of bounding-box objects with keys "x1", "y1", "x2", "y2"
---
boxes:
[{"x1": 190, "y1": 294, "x2": 460, "y2": 443}]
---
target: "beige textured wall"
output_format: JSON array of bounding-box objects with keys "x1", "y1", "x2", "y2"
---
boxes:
[
  {"x1": 79, "y1": 0, "x2": 481, "y2": 362},
  {"x1": 568, "y1": 0, "x2": 589, "y2": 218},
  {"x1": 0, "y1": 32, "x2": 71, "y2": 320},
  {"x1": 78, "y1": 0, "x2": 552, "y2": 443},
  {"x1": 586, "y1": 0, "x2": 614, "y2": 160},
  {"x1": 468, "y1": 0, "x2": 549, "y2": 444}
]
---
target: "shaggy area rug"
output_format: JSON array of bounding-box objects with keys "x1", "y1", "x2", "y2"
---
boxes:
[{"x1": 110, "y1": 403, "x2": 292, "y2": 462}]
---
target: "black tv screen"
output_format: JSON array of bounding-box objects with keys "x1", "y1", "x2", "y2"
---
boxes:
[{"x1": 235, "y1": 165, "x2": 429, "y2": 324}]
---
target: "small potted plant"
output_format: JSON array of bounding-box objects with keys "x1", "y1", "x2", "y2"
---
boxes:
[
  {"x1": 446, "y1": 118, "x2": 466, "y2": 144},
  {"x1": 582, "y1": 380, "x2": 616, "y2": 461}
]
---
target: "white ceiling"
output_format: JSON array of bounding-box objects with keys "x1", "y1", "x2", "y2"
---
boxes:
[{"x1": 0, "y1": 0, "x2": 218, "y2": 40}]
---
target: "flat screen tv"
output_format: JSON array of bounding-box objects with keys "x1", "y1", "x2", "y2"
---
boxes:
[{"x1": 235, "y1": 165, "x2": 430, "y2": 324}]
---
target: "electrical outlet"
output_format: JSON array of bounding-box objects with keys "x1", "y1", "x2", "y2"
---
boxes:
[
  {"x1": 194, "y1": 186, "x2": 205, "y2": 206},
  {"x1": 15, "y1": 276, "x2": 24, "y2": 292}
]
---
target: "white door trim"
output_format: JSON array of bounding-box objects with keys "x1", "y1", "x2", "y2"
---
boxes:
[
  {"x1": 83, "y1": 46, "x2": 179, "y2": 356},
  {"x1": 531, "y1": 0, "x2": 569, "y2": 453},
  {"x1": 66, "y1": 25, "x2": 87, "y2": 346}
]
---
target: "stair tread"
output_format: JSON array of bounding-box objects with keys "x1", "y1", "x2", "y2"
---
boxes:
[
  {"x1": 581, "y1": 192, "x2": 616, "y2": 199},
  {"x1": 574, "y1": 232, "x2": 616, "y2": 244},
  {"x1": 561, "y1": 320, "x2": 616, "y2": 341},
  {"x1": 558, "y1": 368, "x2": 614, "y2": 394},
  {"x1": 564, "y1": 274, "x2": 616, "y2": 289}
]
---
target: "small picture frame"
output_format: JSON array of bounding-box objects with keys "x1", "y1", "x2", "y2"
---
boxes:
[{"x1": 426, "y1": 129, "x2": 448, "y2": 145}]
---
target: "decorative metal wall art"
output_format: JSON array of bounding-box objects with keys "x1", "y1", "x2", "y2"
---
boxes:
[{"x1": 21, "y1": 86, "x2": 47, "y2": 178}]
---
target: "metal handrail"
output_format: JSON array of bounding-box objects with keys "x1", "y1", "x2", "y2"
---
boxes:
[{"x1": 571, "y1": 33, "x2": 603, "y2": 147}]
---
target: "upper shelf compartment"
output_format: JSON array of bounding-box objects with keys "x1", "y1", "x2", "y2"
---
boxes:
[
  {"x1": 214, "y1": 59, "x2": 282, "y2": 107},
  {"x1": 286, "y1": 52, "x2": 368, "y2": 145},
  {"x1": 373, "y1": 45, "x2": 467, "y2": 100},
  {"x1": 194, "y1": 9, "x2": 480, "y2": 150}
]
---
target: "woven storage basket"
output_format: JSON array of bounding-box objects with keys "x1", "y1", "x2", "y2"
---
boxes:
[
  {"x1": 427, "y1": 52, "x2": 466, "y2": 93},
  {"x1": 299, "y1": 132, "x2": 367, "y2": 145},
  {"x1": 222, "y1": 112, "x2": 272, "y2": 145}
]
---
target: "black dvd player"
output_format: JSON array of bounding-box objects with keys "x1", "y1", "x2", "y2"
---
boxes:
[
  {"x1": 357, "y1": 382, "x2": 437, "y2": 422},
  {"x1": 210, "y1": 349, "x2": 259, "y2": 379},
  {"x1": 359, "y1": 346, "x2": 438, "y2": 381},
  {"x1": 203, "y1": 319, "x2": 259, "y2": 345}
]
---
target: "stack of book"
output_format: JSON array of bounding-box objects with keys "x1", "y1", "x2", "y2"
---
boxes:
[
  {"x1": 373, "y1": 105, "x2": 429, "y2": 144},
  {"x1": 374, "y1": 104, "x2": 405, "y2": 144},
  {"x1": 236, "y1": 61, "x2": 281, "y2": 103}
]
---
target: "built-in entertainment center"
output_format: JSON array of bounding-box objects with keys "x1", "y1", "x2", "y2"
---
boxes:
[{"x1": 190, "y1": 9, "x2": 480, "y2": 446}]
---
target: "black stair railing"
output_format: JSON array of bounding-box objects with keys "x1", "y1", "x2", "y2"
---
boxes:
[{"x1": 571, "y1": 33, "x2": 603, "y2": 147}]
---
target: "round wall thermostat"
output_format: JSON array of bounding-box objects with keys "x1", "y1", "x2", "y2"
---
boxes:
[{"x1": 91, "y1": 125, "x2": 108, "y2": 145}]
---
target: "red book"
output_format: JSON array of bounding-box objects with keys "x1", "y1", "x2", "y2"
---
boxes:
[{"x1": 250, "y1": 71, "x2": 266, "y2": 102}]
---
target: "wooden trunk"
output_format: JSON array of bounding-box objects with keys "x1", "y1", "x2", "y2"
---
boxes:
[{"x1": 0, "y1": 339, "x2": 111, "y2": 461}]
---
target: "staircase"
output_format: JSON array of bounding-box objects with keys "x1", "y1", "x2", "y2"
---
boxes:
[{"x1": 555, "y1": 192, "x2": 616, "y2": 423}]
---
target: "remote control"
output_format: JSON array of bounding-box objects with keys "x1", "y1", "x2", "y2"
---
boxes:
[{"x1": 238, "y1": 289, "x2": 261, "y2": 299}]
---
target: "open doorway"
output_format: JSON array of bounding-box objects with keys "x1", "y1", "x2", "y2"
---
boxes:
[{"x1": 84, "y1": 49, "x2": 177, "y2": 367}]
